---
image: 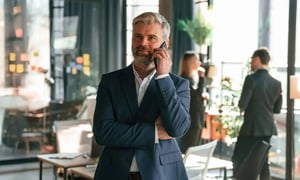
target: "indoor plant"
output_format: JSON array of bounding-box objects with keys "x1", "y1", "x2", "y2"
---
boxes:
[
  {"x1": 176, "y1": 10, "x2": 213, "y2": 48},
  {"x1": 214, "y1": 76, "x2": 243, "y2": 144}
]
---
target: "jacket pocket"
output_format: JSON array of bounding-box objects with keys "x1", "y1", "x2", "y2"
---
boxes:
[{"x1": 159, "y1": 151, "x2": 183, "y2": 165}]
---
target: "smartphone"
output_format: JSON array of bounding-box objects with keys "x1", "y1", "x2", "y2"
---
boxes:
[{"x1": 154, "y1": 41, "x2": 167, "y2": 69}]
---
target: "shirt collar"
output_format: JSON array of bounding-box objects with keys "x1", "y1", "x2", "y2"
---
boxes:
[{"x1": 132, "y1": 64, "x2": 156, "y2": 82}]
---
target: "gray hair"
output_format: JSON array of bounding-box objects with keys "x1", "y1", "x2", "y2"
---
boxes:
[{"x1": 132, "y1": 12, "x2": 170, "y2": 40}]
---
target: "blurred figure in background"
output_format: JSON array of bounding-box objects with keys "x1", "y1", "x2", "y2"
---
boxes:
[
  {"x1": 177, "y1": 51, "x2": 208, "y2": 153},
  {"x1": 232, "y1": 47, "x2": 282, "y2": 180}
]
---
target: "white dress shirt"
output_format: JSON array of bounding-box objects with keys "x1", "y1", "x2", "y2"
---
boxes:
[
  {"x1": 130, "y1": 65, "x2": 156, "y2": 172},
  {"x1": 130, "y1": 64, "x2": 169, "y2": 172}
]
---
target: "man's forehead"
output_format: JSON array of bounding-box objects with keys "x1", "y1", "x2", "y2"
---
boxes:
[{"x1": 133, "y1": 23, "x2": 163, "y2": 34}]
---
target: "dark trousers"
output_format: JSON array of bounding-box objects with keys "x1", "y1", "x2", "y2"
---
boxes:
[{"x1": 232, "y1": 135, "x2": 271, "y2": 180}]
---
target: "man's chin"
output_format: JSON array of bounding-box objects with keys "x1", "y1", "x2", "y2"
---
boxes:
[{"x1": 135, "y1": 56, "x2": 152, "y2": 65}]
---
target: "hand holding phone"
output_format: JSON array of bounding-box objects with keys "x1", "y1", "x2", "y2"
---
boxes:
[{"x1": 154, "y1": 41, "x2": 167, "y2": 69}]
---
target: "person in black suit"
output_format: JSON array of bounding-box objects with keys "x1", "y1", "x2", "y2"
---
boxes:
[
  {"x1": 92, "y1": 12, "x2": 191, "y2": 180},
  {"x1": 176, "y1": 51, "x2": 207, "y2": 153},
  {"x1": 232, "y1": 47, "x2": 282, "y2": 180}
]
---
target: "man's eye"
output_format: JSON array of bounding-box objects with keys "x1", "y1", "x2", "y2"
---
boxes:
[
  {"x1": 149, "y1": 36, "x2": 157, "y2": 41},
  {"x1": 135, "y1": 36, "x2": 142, "y2": 40}
]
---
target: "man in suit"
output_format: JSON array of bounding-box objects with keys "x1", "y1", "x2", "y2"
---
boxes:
[
  {"x1": 232, "y1": 47, "x2": 282, "y2": 180},
  {"x1": 92, "y1": 12, "x2": 191, "y2": 180}
]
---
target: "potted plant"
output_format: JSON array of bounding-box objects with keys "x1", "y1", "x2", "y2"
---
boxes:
[
  {"x1": 214, "y1": 76, "x2": 243, "y2": 144},
  {"x1": 176, "y1": 10, "x2": 213, "y2": 52}
]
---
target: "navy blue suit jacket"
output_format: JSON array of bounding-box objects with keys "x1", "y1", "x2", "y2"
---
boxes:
[{"x1": 93, "y1": 65, "x2": 191, "y2": 180}]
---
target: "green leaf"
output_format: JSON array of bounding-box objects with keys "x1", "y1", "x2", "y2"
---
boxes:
[{"x1": 175, "y1": 14, "x2": 212, "y2": 46}]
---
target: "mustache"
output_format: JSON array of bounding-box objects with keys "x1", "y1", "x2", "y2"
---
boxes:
[{"x1": 134, "y1": 46, "x2": 153, "y2": 54}]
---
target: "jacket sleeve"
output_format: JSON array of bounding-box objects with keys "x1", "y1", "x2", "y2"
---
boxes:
[
  {"x1": 273, "y1": 82, "x2": 282, "y2": 113},
  {"x1": 156, "y1": 75, "x2": 191, "y2": 137},
  {"x1": 238, "y1": 75, "x2": 254, "y2": 111}
]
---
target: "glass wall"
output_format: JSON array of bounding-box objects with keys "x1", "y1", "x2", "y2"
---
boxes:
[
  {"x1": 50, "y1": 0, "x2": 100, "y2": 102},
  {"x1": 0, "y1": 0, "x2": 51, "y2": 158},
  {"x1": 0, "y1": 0, "x2": 100, "y2": 162},
  {"x1": 204, "y1": 0, "x2": 298, "y2": 179},
  {"x1": 0, "y1": 1, "x2": 299, "y2": 178},
  {"x1": 125, "y1": 2, "x2": 293, "y2": 178},
  {"x1": 0, "y1": 0, "x2": 51, "y2": 110}
]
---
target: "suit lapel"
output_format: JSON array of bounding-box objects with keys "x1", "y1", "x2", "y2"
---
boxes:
[
  {"x1": 137, "y1": 77, "x2": 160, "y2": 122},
  {"x1": 120, "y1": 66, "x2": 159, "y2": 122},
  {"x1": 120, "y1": 66, "x2": 138, "y2": 117}
]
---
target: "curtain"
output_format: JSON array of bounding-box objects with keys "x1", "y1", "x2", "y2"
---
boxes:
[
  {"x1": 99, "y1": 0, "x2": 126, "y2": 75},
  {"x1": 63, "y1": 1, "x2": 101, "y2": 101},
  {"x1": 64, "y1": 0, "x2": 125, "y2": 77},
  {"x1": 172, "y1": 0, "x2": 195, "y2": 74}
]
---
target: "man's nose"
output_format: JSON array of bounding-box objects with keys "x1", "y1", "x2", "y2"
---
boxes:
[{"x1": 140, "y1": 38, "x2": 149, "y2": 46}]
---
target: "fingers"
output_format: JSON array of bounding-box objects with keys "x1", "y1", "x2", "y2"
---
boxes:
[
  {"x1": 153, "y1": 49, "x2": 172, "y2": 75},
  {"x1": 156, "y1": 117, "x2": 172, "y2": 140},
  {"x1": 153, "y1": 48, "x2": 168, "y2": 61},
  {"x1": 157, "y1": 124, "x2": 172, "y2": 140}
]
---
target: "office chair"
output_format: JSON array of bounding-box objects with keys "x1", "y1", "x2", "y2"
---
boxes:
[
  {"x1": 183, "y1": 140, "x2": 218, "y2": 180},
  {"x1": 53, "y1": 119, "x2": 96, "y2": 179},
  {"x1": 235, "y1": 140, "x2": 271, "y2": 180},
  {"x1": 53, "y1": 119, "x2": 93, "y2": 154}
]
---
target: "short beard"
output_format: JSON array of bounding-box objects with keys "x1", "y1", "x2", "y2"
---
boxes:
[{"x1": 133, "y1": 52, "x2": 152, "y2": 65}]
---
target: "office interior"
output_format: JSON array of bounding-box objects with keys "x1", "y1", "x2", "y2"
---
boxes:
[{"x1": 0, "y1": 0, "x2": 299, "y2": 179}]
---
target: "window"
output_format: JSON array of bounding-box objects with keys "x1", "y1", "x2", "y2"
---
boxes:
[
  {"x1": 0, "y1": 0, "x2": 50, "y2": 110},
  {"x1": 50, "y1": 0, "x2": 100, "y2": 102},
  {"x1": 207, "y1": 0, "x2": 293, "y2": 178}
]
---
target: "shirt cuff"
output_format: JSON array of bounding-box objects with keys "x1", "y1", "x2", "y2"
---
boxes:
[
  {"x1": 155, "y1": 74, "x2": 169, "y2": 79},
  {"x1": 155, "y1": 123, "x2": 159, "y2": 144}
]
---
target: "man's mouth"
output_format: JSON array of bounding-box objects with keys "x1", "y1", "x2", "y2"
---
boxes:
[{"x1": 136, "y1": 49, "x2": 151, "y2": 56}]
